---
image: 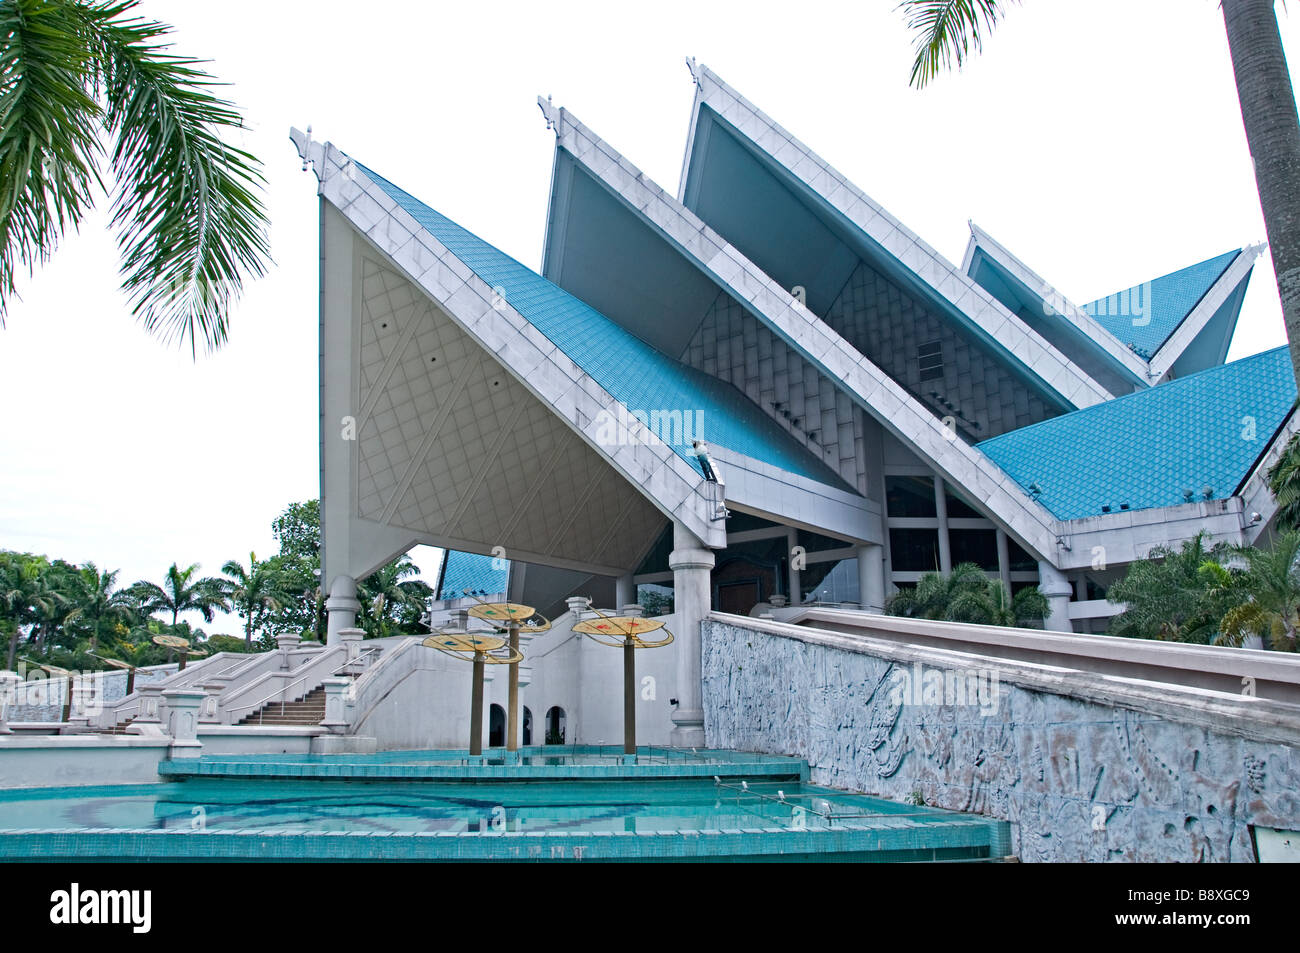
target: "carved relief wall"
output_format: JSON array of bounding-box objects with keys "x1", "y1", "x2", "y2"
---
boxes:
[{"x1": 702, "y1": 620, "x2": 1300, "y2": 862}]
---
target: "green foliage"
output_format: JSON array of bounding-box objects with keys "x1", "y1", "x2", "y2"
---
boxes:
[
  {"x1": 1106, "y1": 532, "x2": 1237, "y2": 644},
  {"x1": 357, "y1": 554, "x2": 433, "y2": 638},
  {"x1": 0, "y1": 0, "x2": 270, "y2": 354},
  {"x1": 1209, "y1": 530, "x2": 1300, "y2": 651},
  {"x1": 268, "y1": 500, "x2": 324, "y2": 639},
  {"x1": 220, "y1": 551, "x2": 294, "y2": 647},
  {"x1": 1267, "y1": 433, "x2": 1300, "y2": 530},
  {"x1": 885, "y1": 562, "x2": 1047, "y2": 627},
  {"x1": 128, "y1": 562, "x2": 227, "y2": 627},
  {"x1": 898, "y1": 0, "x2": 1016, "y2": 89}
]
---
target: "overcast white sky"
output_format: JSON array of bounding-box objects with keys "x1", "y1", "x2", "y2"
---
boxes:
[{"x1": 1, "y1": 0, "x2": 1295, "y2": 633}]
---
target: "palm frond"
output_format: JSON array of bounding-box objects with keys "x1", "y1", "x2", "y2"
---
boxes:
[
  {"x1": 1, "y1": 1, "x2": 270, "y2": 355},
  {"x1": 83, "y1": 2, "x2": 269, "y2": 356},
  {"x1": 0, "y1": 0, "x2": 103, "y2": 323},
  {"x1": 898, "y1": 0, "x2": 1015, "y2": 89}
]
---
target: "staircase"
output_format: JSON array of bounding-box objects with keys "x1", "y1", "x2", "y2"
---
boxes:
[
  {"x1": 237, "y1": 687, "x2": 328, "y2": 727},
  {"x1": 95, "y1": 717, "x2": 137, "y2": 735}
]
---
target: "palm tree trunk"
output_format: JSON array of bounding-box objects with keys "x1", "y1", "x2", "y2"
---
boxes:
[{"x1": 1223, "y1": 0, "x2": 1300, "y2": 385}]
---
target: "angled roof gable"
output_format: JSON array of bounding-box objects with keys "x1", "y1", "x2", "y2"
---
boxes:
[
  {"x1": 678, "y1": 62, "x2": 1117, "y2": 410},
  {"x1": 1082, "y1": 249, "x2": 1241, "y2": 360},
  {"x1": 966, "y1": 224, "x2": 1261, "y2": 384},
  {"x1": 978, "y1": 346, "x2": 1296, "y2": 520},
  {"x1": 358, "y1": 162, "x2": 850, "y2": 491}
]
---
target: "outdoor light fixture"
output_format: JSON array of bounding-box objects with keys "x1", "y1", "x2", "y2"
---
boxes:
[
  {"x1": 693, "y1": 440, "x2": 720, "y2": 483},
  {"x1": 574, "y1": 608, "x2": 675, "y2": 756}
]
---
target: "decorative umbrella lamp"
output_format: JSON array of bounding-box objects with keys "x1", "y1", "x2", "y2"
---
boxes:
[
  {"x1": 422, "y1": 630, "x2": 524, "y2": 756},
  {"x1": 572, "y1": 606, "x2": 673, "y2": 756},
  {"x1": 151, "y1": 634, "x2": 207, "y2": 671},
  {"x1": 461, "y1": 591, "x2": 550, "y2": 753},
  {"x1": 92, "y1": 655, "x2": 138, "y2": 696},
  {"x1": 23, "y1": 660, "x2": 74, "y2": 723}
]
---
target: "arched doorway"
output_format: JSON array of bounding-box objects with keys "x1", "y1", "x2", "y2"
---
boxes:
[
  {"x1": 523, "y1": 706, "x2": 533, "y2": 746},
  {"x1": 488, "y1": 703, "x2": 505, "y2": 747},
  {"x1": 544, "y1": 706, "x2": 566, "y2": 745}
]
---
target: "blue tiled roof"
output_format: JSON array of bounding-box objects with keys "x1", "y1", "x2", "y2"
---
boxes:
[
  {"x1": 357, "y1": 162, "x2": 847, "y2": 489},
  {"x1": 978, "y1": 346, "x2": 1296, "y2": 520},
  {"x1": 1080, "y1": 250, "x2": 1241, "y2": 360},
  {"x1": 438, "y1": 550, "x2": 509, "y2": 601}
]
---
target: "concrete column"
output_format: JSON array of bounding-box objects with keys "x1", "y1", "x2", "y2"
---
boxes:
[
  {"x1": 325, "y1": 575, "x2": 360, "y2": 645},
  {"x1": 996, "y1": 529, "x2": 1012, "y2": 594},
  {"x1": 616, "y1": 573, "x2": 635, "y2": 611},
  {"x1": 320, "y1": 677, "x2": 351, "y2": 732},
  {"x1": 668, "y1": 521, "x2": 715, "y2": 748},
  {"x1": 857, "y1": 544, "x2": 885, "y2": 612},
  {"x1": 1037, "y1": 561, "x2": 1073, "y2": 633},
  {"x1": 785, "y1": 527, "x2": 801, "y2": 605},
  {"x1": 0, "y1": 671, "x2": 19, "y2": 733},
  {"x1": 934, "y1": 477, "x2": 952, "y2": 573},
  {"x1": 565, "y1": 596, "x2": 591, "y2": 619},
  {"x1": 161, "y1": 689, "x2": 206, "y2": 757}
]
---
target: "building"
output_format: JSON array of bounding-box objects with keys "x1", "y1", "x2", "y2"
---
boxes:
[{"x1": 294, "y1": 61, "x2": 1295, "y2": 746}]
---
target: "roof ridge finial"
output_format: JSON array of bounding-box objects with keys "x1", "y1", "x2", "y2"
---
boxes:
[
  {"x1": 685, "y1": 56, "x2": 702, "y2": 87},
  {"x1": 538, "y1": 94, "x2": 559, "y2": 132}
]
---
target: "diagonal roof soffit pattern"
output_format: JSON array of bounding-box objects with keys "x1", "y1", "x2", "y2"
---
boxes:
[{"x1": 291, "y1": 127, "x2": 726, "y2": 550}]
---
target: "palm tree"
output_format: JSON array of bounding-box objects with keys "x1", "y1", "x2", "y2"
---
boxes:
[
  {"x1": 358, "y1": 555, "x2": 433, "y2": 638},
  {"x1": 886, "y1": 561, "x2": 1048, "y2": 627},
  {"x1": 130, "y1": 562, "x2": 227, "y2": 628},
  {"x1": 900, "y1": 0, "x2": 1300, "y2": 386},
  {"x1": 64, "y1": 562, "x2": 131, "y2": 650},
  {"x1": 220, "y1": 552, "x2": 291, "y2": 646},
  {"x1": 1267, "y1": 433, "x2": 1300, "y2": 529},
  {"x1": 0, "y1": 0, "x2": 270, "y2": 354},
  {"x1": 0, "y1": 553, "x2": 70, "y2": 666},
  {"x1": 1209, "y1": 530, "x2": 1300, "y2": 650},
  {"x1": 1107, "y1": 532, "x2": 1237, "y2": 643}
]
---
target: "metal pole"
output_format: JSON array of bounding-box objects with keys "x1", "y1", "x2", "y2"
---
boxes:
[
  {"x1": 61, "y1": 674, "x2": 73, "y2": 723},
  {"x1": 469, "y1": 652, "x2": 485, "y2": 756},
  {"x1": 623, "y1": 637, "x2": 636, "y2": 756},
  {"x1": 506, "y1": 622, "x2": 519, "y2": 752}
]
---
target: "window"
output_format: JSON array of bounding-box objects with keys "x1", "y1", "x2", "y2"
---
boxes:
[
  {"x1": 944, "y1": 489, "x2": 983, "y2": 519},
  {"x1": 949, "y1": 529, "x2": 999, "y2": 571},
  {"x1": 886, "y1": 475, "x2": 937, "y2": 518},
  {"x1": 917, "y1": 340, "x2": 944, "y2": 382},
  {"x1": 1007, "y1": 538, "x2": 1038, "y2": 572},
  {"x1": 889, "y1": 529, "x2": 941, "y2": 572}
]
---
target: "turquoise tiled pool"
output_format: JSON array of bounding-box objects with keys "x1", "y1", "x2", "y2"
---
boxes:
[{"x1": 0, "y1": 749, "x2": 1012, "y2": 861}]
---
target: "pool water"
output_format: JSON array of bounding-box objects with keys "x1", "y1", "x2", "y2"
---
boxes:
[
  {"x1": 0, "y1": 778, "x2": 963, "y2": 835},
  {"x1": 0, "y1": 750, "x2": 1013, "y2": 861}
]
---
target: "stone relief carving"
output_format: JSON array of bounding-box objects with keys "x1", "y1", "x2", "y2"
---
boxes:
[{"x1": 702, "y1": 621, "x2": 1299, "y2": 863}]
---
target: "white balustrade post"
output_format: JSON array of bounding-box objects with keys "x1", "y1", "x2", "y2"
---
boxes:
[
  {"x1": 134, "y1": 684, "x2": 164, "y2": 724},
  {"x1": 320, "y1": 677, "x2": 351, "y2": 733},
  {"x1": 0, "y1": 671, "x2": 20, "y2": 733},
  {"x1": 161, "y1": 689, "x2": 207, "y2": 757}
]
